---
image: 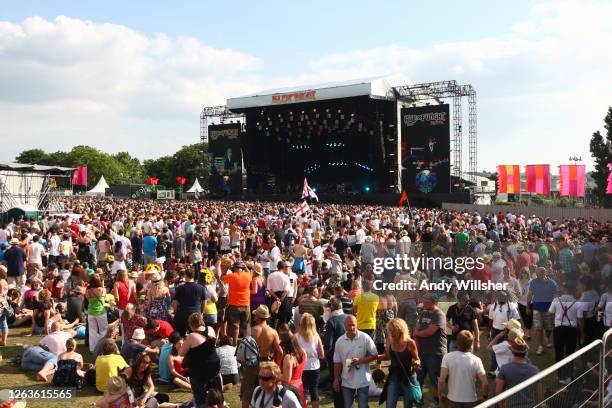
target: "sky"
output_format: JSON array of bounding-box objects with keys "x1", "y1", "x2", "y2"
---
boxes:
[{"x1": 1, "y1": 0, "x2": 611, "y2": 172}]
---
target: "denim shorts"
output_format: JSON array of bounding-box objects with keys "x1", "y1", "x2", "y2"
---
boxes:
[
  {"x1": 0, "y1": 314, "x2": 8, "y2": 334},
  {"x1": 302, "y1": 369, "x2": 320, "y2": 401}
]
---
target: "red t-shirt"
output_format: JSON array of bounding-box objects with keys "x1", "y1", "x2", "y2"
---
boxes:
[{"x1": 154, "y1": 320, "x2": 174, "y2": 339}]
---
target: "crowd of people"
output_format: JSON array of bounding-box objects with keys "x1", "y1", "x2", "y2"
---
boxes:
[{"x1": 0, "y1": 196, "x2": 610, "y2": 408}]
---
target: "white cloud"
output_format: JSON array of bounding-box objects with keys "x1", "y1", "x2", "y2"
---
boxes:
[{"x1": 0, "y1": 15, "x2": 263, "y2": 159}]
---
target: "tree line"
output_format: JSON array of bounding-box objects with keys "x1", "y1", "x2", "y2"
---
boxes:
[{"x1": 14, "y1": 144, "x2": 210, "y2": 190}]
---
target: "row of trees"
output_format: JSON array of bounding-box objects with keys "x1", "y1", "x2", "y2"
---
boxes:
[
  {"x1": 15, "y1": 144, "x2": 210, "y2": 190},
  {"x1": 590, "y1": 107, "x2": 612, "y2": 207}
]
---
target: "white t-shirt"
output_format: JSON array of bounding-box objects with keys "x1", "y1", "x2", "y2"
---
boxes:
[
  {"x1": 440, "y1": 351, "x2": 485, "y2": 403},
  {"x1": 269, "y1": 246, "x2": 281, "y2": 271},
  {"x1": 488, "y1": 303, "x2": 520, "y2": 330},
  {"x1": 287, "y1": 272, "x2": 298, "y2": 298},
  {"x1": 267, "y1": 271, "x2": 290, "y2": 293},
  {"x1": 28, "y1": 242, "x2": 45, "y2": 264},
  {"x1": 40, "y1": 331, "x2": 73, "y2": 355},
  {"x1": 311, "y1": 246, "x2": 323, "y2": 262},
  {"x1": 492, "y1": 342, "x2": 513, "y2": 374},
  {"x1": 49, "y1": 235, "x2": 61, "y2": 256},
  {"x1": 549, "y1": 296, "x2": 579, "y2": 327}
]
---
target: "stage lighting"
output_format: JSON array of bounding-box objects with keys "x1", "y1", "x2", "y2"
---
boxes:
[
  {"x1": 313, "y1": 108, "x2": 317, "y2": 112},
  {"x1": 364, "y1": 186, "x2": 371, "y2": 192}
]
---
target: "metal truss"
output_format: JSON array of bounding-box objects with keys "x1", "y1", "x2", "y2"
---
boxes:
[
  {"x1": 394, "y1": 80, "x2": 478, "y2": 188},
  {"x1": 200, "y1": 105, "x2": 244, "y2": 144}
]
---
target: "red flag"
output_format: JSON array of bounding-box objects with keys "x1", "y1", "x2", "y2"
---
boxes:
[
  {"x1": 399, "y1": 191, "x2": 408, "y2": 207},
  {"x1": 72, "y1": 166, "x2": 87, "y2": 186},
  {"x1": 176, "y1": 176, "x2": 187, "y2": 185}
]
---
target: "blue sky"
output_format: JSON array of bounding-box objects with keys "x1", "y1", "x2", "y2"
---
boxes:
[{"x1": 0, "y1": 0, "x2": 611, "y2": 171}]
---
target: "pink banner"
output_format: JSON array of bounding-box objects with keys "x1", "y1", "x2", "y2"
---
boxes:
[
  {"x1": 607, "y1": 163, "x2": 612, "y2": 194},
  {"x1": 525, "y1": 164, "x2": 551, "y2": 195},
  {"x1": 558, "y1": 164, "x2": 586, "y2": 197}
]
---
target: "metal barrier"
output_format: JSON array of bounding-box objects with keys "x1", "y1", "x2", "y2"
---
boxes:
[
  {"x1": 475, "y1": 339, "x2": 603, "y2": 408},
  {"x1": 602, "y1": 328, "x2": 612, "y2": 407}
]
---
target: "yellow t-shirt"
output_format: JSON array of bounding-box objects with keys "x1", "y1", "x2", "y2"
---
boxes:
[
  {"x1": 95, "y1": 354, "x2": 128, "y2": 392},
  {"x1": 353, "y1": 292, "x2": 379, "y2": 330}
]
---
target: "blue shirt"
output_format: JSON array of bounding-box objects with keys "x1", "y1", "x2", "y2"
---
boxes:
[
  {"x1": 529, "y1": 278, "x2": 558, "y2": 311},
  {"x1": 3, "y1": 246, "x2": 26, "y2": 277},
  {"x1": 143, "y1": 235, "x2": 157, "y2": 257},
  {"x1": 158, "y1": 342, "x2": 173, "y2": 381}
]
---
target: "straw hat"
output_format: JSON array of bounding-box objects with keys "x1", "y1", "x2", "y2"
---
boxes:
[
  {"x1": 503, "y1": 319, "x2": 522, "y2": 332},
  {"x1": 252, "y1": 263, "x2": 263, "y2": 275},
  {"x1": 9, "y1": 238, "x2": 19, "y2": 246},
  {"x1": 252, "y1": 305, "x2": 271, "y2": 320},
  {"x1": 107, "y1": 376, "x2": 128, "y2": 396}
]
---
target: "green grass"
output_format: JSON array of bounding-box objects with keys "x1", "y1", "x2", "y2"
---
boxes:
[{"x1": 0, "y1": 327, "x2": 555, "y2": 407}]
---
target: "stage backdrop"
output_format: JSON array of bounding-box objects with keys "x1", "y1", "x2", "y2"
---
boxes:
[
  {"x1": 401, "y1": 104, "x2": 451, "y2": 194},
  {"x1": 208, "y1": 123, "x2": 243, "y2": 195}
]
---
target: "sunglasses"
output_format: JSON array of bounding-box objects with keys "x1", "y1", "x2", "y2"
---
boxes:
[{"x1": 258, "y1": 375, "x2": 273, "y2": 381}]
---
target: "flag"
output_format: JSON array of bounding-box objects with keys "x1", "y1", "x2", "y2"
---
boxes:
[
  {"x1": 525, "y1": 164, "x2": 551, "y2": 195},
  {"x1": 72, "y1": 166, "x2": 87, "y2": 186},
  {"x1": 607, "y1": 163, "x2": 612, "y2": 194},
  {"x1": 497, "y1": 165, "x2": 520, "y2": 194},
  {"x1": 559, "y1": 164, "x2": 586, "y2": 197},
  {"x1": 295, "y1": 200, "x2": 310, "y2": 216},
  {"x1": 301, "y1": 178, "x2": 319, "y2": 202},
  {"x1": 399, "y1": 191, "x2": 408, "y2": 207}
]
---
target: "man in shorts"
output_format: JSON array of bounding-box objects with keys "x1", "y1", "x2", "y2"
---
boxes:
[
  {"x1": 526, "y1": 267, "x2": 557, "y2": 355},
  {"x1": 221, "y1": 262, "x2": 252, "y2": 346}
]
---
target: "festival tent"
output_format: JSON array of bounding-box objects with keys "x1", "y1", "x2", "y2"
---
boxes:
[
  {"x1": 86, "y1": 176, "x2": 109, "y2": 196},
  {"x1": 186, "y1": 178, "x2": 204, "y2": 194}
]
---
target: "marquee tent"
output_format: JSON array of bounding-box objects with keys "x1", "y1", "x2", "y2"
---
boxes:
[{"x1": 86, "y1": 176, "x2": 109, "y2": 196}]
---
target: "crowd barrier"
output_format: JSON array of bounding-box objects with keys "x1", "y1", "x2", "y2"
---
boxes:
[
  {"x1": 476, "y1": 329, "x2": 612, "y2": 408},
  {"x1": 442, "y1": 203, "x2": 612, "y2": 223}
]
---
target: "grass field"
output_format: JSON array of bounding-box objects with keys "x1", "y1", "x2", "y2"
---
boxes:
[{"x1": 0, "y1": 326, "x2": 555, "y2": 407}]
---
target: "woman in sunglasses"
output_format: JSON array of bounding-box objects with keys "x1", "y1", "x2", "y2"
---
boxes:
[{"x1": 251, "y1": 361, "x2": 301, "y2": 408}]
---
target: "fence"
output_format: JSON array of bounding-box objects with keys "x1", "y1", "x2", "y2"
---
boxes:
[
  {"x1": 476, "y1": 339, "x2": 604, "y2": 408},
  {"x1": 442, "y1": 203, "x2": 612, "y2": 223}
]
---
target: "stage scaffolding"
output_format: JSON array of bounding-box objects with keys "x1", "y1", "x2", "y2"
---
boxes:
[
  {"x1": 393, "y1": 80, "x2": 478, "y2": 188},
  {"x1": 200, "y1": 79, "x2": 478, "y2": 193}
]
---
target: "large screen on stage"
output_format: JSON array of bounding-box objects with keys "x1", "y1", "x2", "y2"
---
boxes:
[
  {"x1": 400, "y1": 105, "x2": 451, "y2": 194},
  {"x1": 208, "y1": 123, "x2": 243, "y2": 195}
]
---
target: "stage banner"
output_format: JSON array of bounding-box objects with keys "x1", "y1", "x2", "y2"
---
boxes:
[
  {"x1": 607, "y1": 163, "x2": 612, "y2": 194},
  {"x1": 559, "y1": 164, "x2": 586, "y2": 197},
  {"x1": 400, "y1": 105, "x2": 450, "y2": 194},
  {"x1": 497, "y1": 165, "x2": 520, "y2": 194},
  {"x1": 525, "y1": 164, "x2": 551, "y2": 195},
  {"x1": 208, "y1": 123, "x2": 243, "y2": 194}
]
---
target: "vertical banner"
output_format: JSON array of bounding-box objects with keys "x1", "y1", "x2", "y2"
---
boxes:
[
  {"x1": 208, "y1": 123, "x2": 243, "y2": 195},
  {"x1": 525, "y1": 164, "x2": 551, "y2": 195},
  {"x1": 559, "y1": 164, "x2": 586, "y2": 197},
  {"x1": 497, "y1": 165, "x2": 520, "y2": 194},
  {"x1": 400, "y1": 105, "x2": 450, "y2": 194}
]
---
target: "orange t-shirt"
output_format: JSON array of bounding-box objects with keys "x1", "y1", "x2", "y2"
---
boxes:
[{"x1": 222, "y1": 271, "x2": 252, "y2": 307}]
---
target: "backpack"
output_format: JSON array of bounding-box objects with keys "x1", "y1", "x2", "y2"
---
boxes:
[
  {"x1": 235, "y1": 336, "x2": 259, "y2": 367},
  {"x1": 0, "y1": 300, "x2": 14, "y2": 320},
  {"x1": 254, "y1": 384, "x2": 305, "y2": 408}
]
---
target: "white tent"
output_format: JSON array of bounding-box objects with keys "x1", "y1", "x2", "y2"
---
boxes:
[
  {"x1": 86, "y1": 176, "x2": 109, "y2": 196},
  {"x1": 186, "y1": 178, "x2": 204, "y2": 193}
]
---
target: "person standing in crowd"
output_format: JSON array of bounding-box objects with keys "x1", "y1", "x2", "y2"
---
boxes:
[
  {"x1": 172, "y1": 267, "x2": 209, "y2": 336},
  {"x1": 577, "y1": 275, "x2": 599, "y2": 346},
  {"x1": 438, "y1": 330, "x2": 488, "y2": 407},
  {"x1": 377, "y1": 318, "x2": 421, "y2": 408},
  {"x1": 487, "y1": 291, "x2": 520, "y2": 376},
  {"x1": 517, "y1": 267, "x2": 533, "y2": 339},
  {"x1": 333, "y1": 315, "x2": 378, "y2": 408},
  {"x1": 495, "y1": 338, "x2": 542, "y2": 407},
  {"x1": 526, "y1": 267, "x2": 558, "y2": 355},
  {"x1": 446, "y1": 292, "x2": 480, "y2": 352},
  {"x1": 267, "y1": 261, "x2": 291, "y2": 328},
  {"x1": 142, "y1": 231, "x2": 157, "y2": 266},
  {"x1": 414, "y1": 293, "x2": 447, "y2": 405},
  {"x1": 251, "y1": 361, "x2": 302, "y2": 408},
  {"x1": 4, "y1": 238, "x2": 27, "y2": 288},
  {"x1": 352, "y1": 279, "x2": 379, "y2": 339},
  {"x1": 86, "y1": 275, "x2": 108, "y2": 352},
  {"x1": 296, "y1": 313, "x2": 324, "y2": 408},
  {"x1": 221, "y1": 262, "x2": 252, "y2": 346},
  {"x1": 241, "y1": 305, "x2": 283, "y2": 408},
  {"x1": 112, "y1": 270, "x2": 136, "y2": 317},
  {"x1": 179, "y1": 313, "x2": 221, "y2": 408},
  {"x1": 549, "y1": 281, "x2": 580, "y2": 384},
  {"x1": 324, "y1": 298, "x2": 347, "y2": 408}
]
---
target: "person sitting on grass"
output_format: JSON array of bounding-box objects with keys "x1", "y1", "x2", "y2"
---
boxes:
[
  {"x1": 25, "y1": 321, "x2": 76, "y2": 382},
  {"x1": 120, "y1": 327, "x2": 159, "y2": 365},
  {"x1": 53, "y1": 337, "x2": 87, "y2": 389},
  {"x1": 95, "y1": 339, "x2": 128, "y2": 393},
  {"x1": 215, "y1": 335, "x2": 239, "y2": 392},
  {"x1": 165, "y1": 332, "x2": 191, "y2": 391},
  {"x1": 120, "y1": 352, "x2": 170, "y2": 407}
]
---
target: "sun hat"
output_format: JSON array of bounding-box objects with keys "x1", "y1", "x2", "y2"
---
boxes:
[
  {"x1": 132, "y1": 328, "x2": 146, "y2": 340},
  {"x1": 129, "y1": 271, "x2": 139, "y2": 279},
  {"x1": 252, "y1": 304, "x2": 271, "y2": 320},
  {"x1": 509, "y1": 337, "x2": 529, "y2": 355},
  {"x1": 9, "y1": 238, "x2": 19, "y2": 245},
  {"x1": 252, "y1": 263, "x2": 263, "y2": 275},
  {"x1": 503, "y1": 319, "x2": 522, "y2": 332},
  {"x1": 507, "y1": 328, "x2": 525, "y2": 342},
  {"x1": 107, "y1": 376, "x2": 128, "y2": 396}
]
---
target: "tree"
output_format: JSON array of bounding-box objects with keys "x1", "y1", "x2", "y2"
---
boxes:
[
  {"x1": 113, "y1": 152, "x2": 145, "y2": 184},
  {"x1": 589, "y1": 107, "x2": 612, "y2": 207},
  {"x1": 15, "y1": 149, "x2": 49, "y2": 165}
]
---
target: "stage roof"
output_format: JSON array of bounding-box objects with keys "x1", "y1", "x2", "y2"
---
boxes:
[
  {"x1": 0, "y1": 161, "x2": 75, "y2": 172},
  {"x1": 227, "y1": 74, "x2": 407, "y2": 110}
]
